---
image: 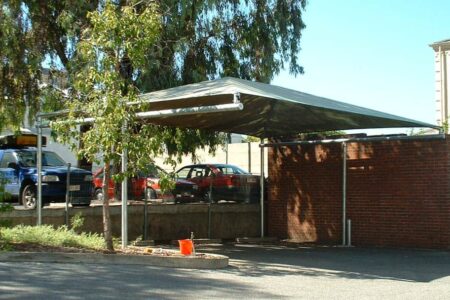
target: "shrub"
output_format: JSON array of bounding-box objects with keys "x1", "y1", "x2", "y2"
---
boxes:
[{"x1": 0, "y1": 224, "x2": 106, "y2": 251}]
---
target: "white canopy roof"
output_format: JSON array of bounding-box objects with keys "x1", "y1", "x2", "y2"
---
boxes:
[{"x1": 134, "y1": 77, "x2": 437, "y2": 138}]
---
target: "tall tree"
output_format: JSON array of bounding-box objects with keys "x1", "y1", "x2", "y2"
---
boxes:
[
  {"x1": 138, "y1": 0, "x2": 307, "y2": 91},
  {"x1": 51, "y1": 0, "x2": 162, "y2": 251},
  {"x1": 1, "y1": 0, "x2": 307, "y2": 249},
  {"x1": 0, "y1": 0, "x2": 99, "y2": 131},
  {"x1": 1, "y1": 0, "x2": 307, "y2": 130}
]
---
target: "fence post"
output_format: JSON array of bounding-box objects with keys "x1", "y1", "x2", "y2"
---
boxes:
[
  {"x1": 208, "y1": 174, "x2": 213, "y2": 239},
  {"x1": 65, "y1": 163, "x2": 71, "y2": 227},
  {"x1": 143, "y1": 186, "x2": 148, "y2": 240},
  {"x1": 248, "y1": 142, "x2": 252, "y2": 173}
]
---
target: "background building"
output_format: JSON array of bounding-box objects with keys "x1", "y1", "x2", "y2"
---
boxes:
[{"x1": 430, "y1": 39, "x2": 450, "y2": 130}]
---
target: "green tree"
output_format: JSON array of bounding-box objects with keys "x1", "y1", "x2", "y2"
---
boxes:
[
  {"x1": 1, "y1": 0, "x2": 307, "y2": 131},
  {"x1": 51, "y1": 1, "x2": 161, "y2": 251},
  {"x1": 242, "y1": 135, "x2": 261, "y2": 143},
  {"x1": 1, "y1": 0, "x2": 308, "y2": 250},
  {"x1": 51, "y1": 1, "x2": 224, "y2": 251},
  {"x1": 138, "y1": 0, "x2": 307, "y2": 91},
  {"x1": 0, "y1": 1, "x2": 99, "y2": 132}
]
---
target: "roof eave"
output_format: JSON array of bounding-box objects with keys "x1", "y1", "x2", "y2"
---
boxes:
[{"x1": 429, "y1": 39, "x2": 450, "y2": 51}]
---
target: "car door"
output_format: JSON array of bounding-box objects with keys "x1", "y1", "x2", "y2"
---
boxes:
[
  {"x1": 130, "y1": 171, "x2": 146, "y2": 200},
  {"x1": 0, "y1": 151, "x2": 20, "y2": 198},
  {"x1": 176, "y1": 167, "x2": 192, "y2": 181},
  {"x1": 202, "y1": 166, "x2": 214, "y2": 190},
  {"x1": 187, "y1": 166, "x2": 205, "y2": 185}
]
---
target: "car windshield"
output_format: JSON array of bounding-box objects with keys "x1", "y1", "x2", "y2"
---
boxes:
[
  {"x1": 139, "y1": 164, "x2": 166, "y2": 178},
  {"x1": 17, "y1": 151, "x2": 66, "y2": 167}
]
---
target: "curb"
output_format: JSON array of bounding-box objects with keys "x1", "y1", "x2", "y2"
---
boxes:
[{"x1": 0, "y1": 251, "x2": 229, "y2": 269}]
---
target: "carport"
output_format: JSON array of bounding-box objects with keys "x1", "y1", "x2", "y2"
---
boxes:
[{"x1": 37, "y1": 77, "x2": 439, "y2": 247}]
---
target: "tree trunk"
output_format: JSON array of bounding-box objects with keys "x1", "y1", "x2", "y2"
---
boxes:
[
  {"x1": 78, "y1": 125, "x2": 93, "y2": 170},
  {"x1": 102, "y1": 163, "x2": 114, "y2": 252}
]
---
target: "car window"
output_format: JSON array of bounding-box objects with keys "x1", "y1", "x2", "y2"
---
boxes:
[
  {"x1": 219, "y1": 167, "x2": 235, "y2": 175},
  {"x1": 216, "y1": 165, "x2": 248, "y2": 175},
  {"x1": 190, "y1": 166, "x2": 205, "y2": 178},
  {"x1": 43, "y1": 152, "x2": 66, "y2": 166},
  {"x1": 17, "y1": 151, "x2": 66, "y2": 167},
  {"x1": 0, "y1": 152, "x2": 17, "y2": 168},
  {"x1": 177, "y1": 167, "x2": 191, "y2": 179}
]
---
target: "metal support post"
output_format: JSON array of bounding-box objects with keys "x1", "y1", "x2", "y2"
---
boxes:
[
  {"x1": 208, "y1": 177, "x2": 213, "y2": 239},
  {"x1": 260, "y1": 139, "x2": 265, "y2": 238},
  {"x1": 347, "y1": 219, "x2": 352, "y2": 246},
  {"x1": 143, "y1": 186, "x2": 148, "y2": 240},
  {"x1": 37, "y1": 117, "x2": 43, "y2": 225},
  {"x1": 121, "y1": 120, "x2": 128, "y2": 249},
  {"x1": 65, "y1": 163, "x2": 71, "y2": 227},
  {"x1": 248, "y1": 142, "x2": 252, "y2": 173},
  {"x1": 225, "y1": 137, "x2": 229, "y2": 164},
  {"x1": 342, "y1": 142, "x2": 347, "y2": 246}
]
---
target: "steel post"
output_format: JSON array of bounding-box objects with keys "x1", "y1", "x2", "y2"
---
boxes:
[
  {"x1": 65, "y1": 163, "x2": 71, "y2": 227},
  {"x1": 36, "y1": 117, "x2": 43, "y2": 225},
  {"x1": 248, "y1": 142, "x2": 251, "y2": 173},
  {"x1": 143, "y1": 186, "x2": 148, "y2": 240},
  {"x1": 260, "y1": 139, "x2": 265, "y2": 237},
  {"x1": 121, "y1": 120, "x2": 128, "y2": 249},
  {"x1": 342, "y1": 142, "x2": 347, "y2": 246}
]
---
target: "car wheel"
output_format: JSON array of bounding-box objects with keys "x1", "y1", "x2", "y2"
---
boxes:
[
  {"x1": 94, "y1": 189, "x2": 104, "y2": 201},
  {"x1": 21, "y1": 184, "x2": 37, "y2": 209}
]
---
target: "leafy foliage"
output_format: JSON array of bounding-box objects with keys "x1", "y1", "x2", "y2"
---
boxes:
[
  {"x1": 1, "y1": 0, "x2": 307, "y2": 132},
  {"x1": 0, "y1": 224, "x2": 106, "y2": 251},
  {"x1": 50, "y1": 0, "x2": 162, "y2": 251},
  {"x1": 1, "y1": 0, "x2": 307, "y2": 249},
  {"x1": 0, "y1": 176, "x2": 13, "y2": 229},
  {"x1": 242, "y1": 135, "x2": 261, "y2": 143},
  {"x1": 138, "y1": 0, "x2": 307, "y2": 90},
  {"x1": 0, "y1": 1, "x2": 99, "y2": 132},
  {"x1": 70, "y1": 212, "x2": 85, "y2": 232}
]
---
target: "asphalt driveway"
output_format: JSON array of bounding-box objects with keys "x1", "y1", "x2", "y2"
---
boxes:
[{"x1": 0, "y1": 244, "x2": 448, "y2": 299}]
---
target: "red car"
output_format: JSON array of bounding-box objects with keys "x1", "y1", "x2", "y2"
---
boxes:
[
  {"x1": 93, "y1": 164, "x2": 199, "y2": 204},
  {"x1": 175, "y1": 164, "x2": 260, "y2": 203}
]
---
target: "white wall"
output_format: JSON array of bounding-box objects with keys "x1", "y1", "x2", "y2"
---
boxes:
[
  {"x1": 433, "y1": 47, "x2": 450, "y2": 128},
  {"x1": 153, "y1": 142, "x2": 268, "y2": 175},
  {"x1": 2, "y1": 128, "x2": 268, "y2": 175}
]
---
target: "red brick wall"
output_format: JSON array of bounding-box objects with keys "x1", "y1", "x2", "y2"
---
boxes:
[{"x1": 268, "y1": 137, "x2": 450, "y2": 249}]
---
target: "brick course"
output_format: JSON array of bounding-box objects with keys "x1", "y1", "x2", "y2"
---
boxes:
[{"x1": 268, "y1": 137, "x2": 450, "y2": 249}]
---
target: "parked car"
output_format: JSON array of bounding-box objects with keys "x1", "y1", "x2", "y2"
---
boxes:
[
  {"x1": 92, "y1": 164, "x2": 199, "y2": 204},
  {"x1": 175, "y1": 164, "x2": 260, "y2": 203},
  {"x1": 0, "y1": 134, "x2": 92, "y2": 209}
]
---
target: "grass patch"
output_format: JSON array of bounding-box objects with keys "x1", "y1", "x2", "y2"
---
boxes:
[{"x1": 0, "y1": 224, "x2": 106, "y2": 251}]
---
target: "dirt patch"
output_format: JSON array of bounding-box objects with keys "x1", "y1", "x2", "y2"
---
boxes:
[
  {"x1": 9, "y1": 243, "x2": 99, "y2": 254},
  {"x1": 6, "y1": 243, "x2": 216, "y2": 259}
]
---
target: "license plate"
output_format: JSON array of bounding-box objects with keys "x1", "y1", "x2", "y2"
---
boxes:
[
  {"x1": 69, "y1": 185, "x2": 80, "y2": 191},
  {"x1": 247, "y1": 178, "x2": 257, "y2": 183}
]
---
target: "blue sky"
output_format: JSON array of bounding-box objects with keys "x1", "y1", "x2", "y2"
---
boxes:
[{"x1": 273, "y1": 0, "x2": 450, "y2": 132}]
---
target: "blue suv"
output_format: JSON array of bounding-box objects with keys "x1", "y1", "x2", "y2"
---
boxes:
[{"x1": 0, "y1": 136, "x2": 92, "y2": 209}]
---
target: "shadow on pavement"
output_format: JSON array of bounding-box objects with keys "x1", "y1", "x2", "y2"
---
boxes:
[
  {"x1": 0, "y1": 262, "x2": 279, "y2": 299},
  {"x1": 195, "y1": 243, "x2": 450, "y2": 283}
]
